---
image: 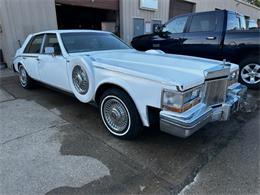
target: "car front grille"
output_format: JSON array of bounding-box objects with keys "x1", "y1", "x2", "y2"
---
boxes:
[{"x1": 204, "y1": 78, "x2": 228, "y2": 106}]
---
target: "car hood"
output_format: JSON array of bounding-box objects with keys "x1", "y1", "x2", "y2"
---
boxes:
[
  {"x1": 131, "y1": 33, "x2": 155, "y2": 42},
  {"x1": 77, "y1": 49, "x2": 237, "y2": 90}
]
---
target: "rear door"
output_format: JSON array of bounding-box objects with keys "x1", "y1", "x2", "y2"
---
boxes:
[
  {"x1": 182, "y1": 11, "x2": 224, "y2": 60},
  {"x1": 153, "y1": 15, "x2": 188, "y2": 54},
  {"x1": 38, "y1": 33, "x2": 70, "y2": 91},
  {"x1": 22, "y1": 34, "x2": 44, "y2": 79},
  {"x1": 222, "y1": 12, "x2": 247, "y2": 63}
]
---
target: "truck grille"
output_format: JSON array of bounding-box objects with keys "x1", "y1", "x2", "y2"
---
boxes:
[{"x1": 204, "y1": 78, "x2": 228, "y2": 106}]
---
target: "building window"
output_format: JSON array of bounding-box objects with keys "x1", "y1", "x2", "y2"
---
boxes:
[{"x1": 140, "y1": 0, "x2": 158, "y2": 11}]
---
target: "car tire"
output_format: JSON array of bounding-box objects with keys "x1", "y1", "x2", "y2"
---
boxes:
[
  {"x1": 99, "y1": 88, "x2": 142, "y2": 139},
  {"x1": 239, "y1": 55, "x2": 260, "y2": 90},
  {"x1": 18, "y1": 65, "x2": 34, "y2": 89}
]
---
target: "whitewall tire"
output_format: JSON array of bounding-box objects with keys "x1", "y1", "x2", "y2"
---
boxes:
[{"x1": 99, "y1": 88, "x2": 142, "y2": 139}]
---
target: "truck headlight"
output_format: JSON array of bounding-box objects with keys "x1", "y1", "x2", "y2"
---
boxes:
[
  {"x1": 229, "y1": 70, "x2": 239, "y2": 85},
  {"x1": 162, "y1": 86, "x2": 202, "y2": 113}
]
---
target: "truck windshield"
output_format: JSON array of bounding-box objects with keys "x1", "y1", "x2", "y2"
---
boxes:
[{"x1": 61, "y1": 32, "x2": 130, "y2": 53}]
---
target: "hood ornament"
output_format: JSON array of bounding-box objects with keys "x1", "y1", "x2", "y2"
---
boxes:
[{"x1": 223, "y1": 59, "x2": 231, "y2": 67}]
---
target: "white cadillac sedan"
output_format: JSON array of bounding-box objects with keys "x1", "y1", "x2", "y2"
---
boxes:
[{"x1": 13, "y1": 30, "x2": 247, "y2": 139}]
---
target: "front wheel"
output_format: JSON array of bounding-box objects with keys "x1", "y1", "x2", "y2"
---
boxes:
[
  {"x1": 99, "y1": 88, "x2": 142, "y2": 139},
  {"x1": 239, "y1": 55, "x2": 260, "y2": 90}
]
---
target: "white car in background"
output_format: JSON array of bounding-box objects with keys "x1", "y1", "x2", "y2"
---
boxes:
[{"x1": 13, "y1": 30, "x2": 247, "y2": 139}]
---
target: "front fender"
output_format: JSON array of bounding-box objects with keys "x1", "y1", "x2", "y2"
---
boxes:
[{"x1": 95, "y1": 78, "x2": 149, "y2": 127}]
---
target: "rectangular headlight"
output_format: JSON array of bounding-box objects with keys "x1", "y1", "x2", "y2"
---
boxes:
[{"x1": 162, "y1": 87, "x2": 202, "y2": 113}]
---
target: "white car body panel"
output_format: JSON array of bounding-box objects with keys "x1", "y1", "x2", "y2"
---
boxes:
[
  {"x1": 38, "y1": 55, "x2": 70, "y2": 91},
  {"x1": 13, "y1": 30, "x2": 240, "y2": 128}
]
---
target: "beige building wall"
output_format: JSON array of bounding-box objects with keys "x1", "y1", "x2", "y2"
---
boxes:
[
  {"x1": 0, "y1": 0, "x2": 58, "y2": 67},
  {"x1": 0, "y1": 30, "x2": 2, "y2": 51},
  {"x1": 0, "y1": 3, "x2": 3, "y2": 52},
  {"x1": 187, "y1": 0, "x2": 260, "y2": 20},
  {"x1": 120, "y1": 0, "x2": 170, "y2": 43}
]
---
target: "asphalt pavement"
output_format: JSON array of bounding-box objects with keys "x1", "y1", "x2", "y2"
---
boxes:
[{"x1": 0, "y1": 68, "x2": 259, "y2": 195}]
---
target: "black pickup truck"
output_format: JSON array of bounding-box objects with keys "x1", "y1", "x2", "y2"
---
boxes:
[{"x1": 131, "y1": 10, "x2": 260, "y2": 89}]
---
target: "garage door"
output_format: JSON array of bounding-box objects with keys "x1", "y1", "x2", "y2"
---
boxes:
[
  {"x1": 169, "y1": 0, "x2": 195, "y2": 19},
  {"x1": 55, "y1": 0, "x2": 119, "y2": 10}
]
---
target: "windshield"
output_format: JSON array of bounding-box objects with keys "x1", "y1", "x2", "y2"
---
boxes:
[{"x1": 61, "y1": 32, "x2": 130, "y2": 53}]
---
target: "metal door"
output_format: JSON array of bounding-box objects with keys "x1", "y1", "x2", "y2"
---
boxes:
[{"x1": 133, "y1": 18, "x2": 144, "y2": 37}]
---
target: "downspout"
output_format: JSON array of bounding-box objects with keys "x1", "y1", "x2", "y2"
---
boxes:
[{"x1": 0, "y1": 49, "x2": 7, "y2": 69}]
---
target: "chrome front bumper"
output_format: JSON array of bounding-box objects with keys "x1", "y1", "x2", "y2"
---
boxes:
[{"x1": 160, "y1": 83, "x2": 247, "y2": 138}]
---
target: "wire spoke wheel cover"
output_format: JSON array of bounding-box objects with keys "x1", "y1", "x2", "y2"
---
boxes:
[
  {"x1": 19, "y1": 66, "x2": 28, "y2": 86},
  {"x1": 101, "y1": 96, "x2": 131, "y2": 135},
  {"x1": 241, "y1": 63, "x2": 260, "y2": 84},
  {"x1": 72, "y1": 65, "x2": 89, "y2": 95}
]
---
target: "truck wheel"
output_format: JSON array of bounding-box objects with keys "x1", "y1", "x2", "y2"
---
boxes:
[
  {"x1": 99, "y1": 88, "x2": 142, "y2": 139},
  {"x1": 239, "y1": 55, "x2": 260, "y2": 90},
  {"x1": 18, "y1": 65, "x2": 34, "y2": 89}
]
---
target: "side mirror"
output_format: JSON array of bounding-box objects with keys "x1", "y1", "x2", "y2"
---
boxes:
[
  {"x1": 44, "y1": 47, "x2": 55, "y2": 55},
  {"x1": 153, "y1": 24, "x2": 163, "y2": 33}
]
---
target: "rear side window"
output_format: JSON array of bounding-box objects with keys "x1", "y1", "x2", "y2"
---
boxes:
[
  {"x1": 24, "y1": 35, "x2": 44, "y2": 54},
  {"x1": 189, "y1": 13, "x2": 218, "y2": 32},
  {"x1": 227, "y1": 13, "x2": 240, "y2": 31}
]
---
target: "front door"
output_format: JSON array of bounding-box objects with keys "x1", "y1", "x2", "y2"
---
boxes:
[
  {"x1": 38, "y1": 33, "x2": 70, "y2": 91},
  {"x1": 153, "y1": 15, "x2": 188, "y2": 54},
  {"x1": 182, "y1": 11, "x2": 224, "y2": 60}
]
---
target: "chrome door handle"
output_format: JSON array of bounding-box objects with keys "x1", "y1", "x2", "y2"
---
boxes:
[{"x1": 206, "y1": 36, "x2": 216, "y2": 40}]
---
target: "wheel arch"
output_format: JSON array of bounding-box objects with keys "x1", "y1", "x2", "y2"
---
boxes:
[
  {"x1": 237, "y1": 47, "x2": 260, "y2": 64},
  {"x1": 95, "y1": 79, "x2": 149, "y2": 126},
  {"x1": 16, "y1": 61, "x2": 24, "y2": 72}
]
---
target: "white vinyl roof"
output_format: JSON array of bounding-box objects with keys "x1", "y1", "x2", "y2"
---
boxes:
[{"x1": 32, "y1": 29, "x2": 111, "y2": 36}]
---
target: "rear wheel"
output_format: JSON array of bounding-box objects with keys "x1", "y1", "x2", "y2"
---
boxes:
[
  {"x1": 99, "y1": 88, "x2": 142, "y2": 139},
  {"x1": 239, "y1": 55, "x2": 260, "y2": 90},
  {"x1": 18, "y1": 65, "x2": 34, "y2": 89}
]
